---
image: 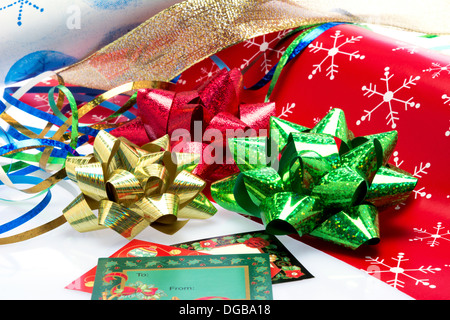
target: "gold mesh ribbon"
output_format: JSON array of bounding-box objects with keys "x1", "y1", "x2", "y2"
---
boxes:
[
  {"x1": 58, "y1": 0, "x2": 450, "y2": 91},
  {"x1": 63, "y1": 130, "x2": 217, "y2": 240}
]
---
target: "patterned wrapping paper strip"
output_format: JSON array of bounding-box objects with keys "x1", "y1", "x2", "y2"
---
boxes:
[
  {"x1": 211, "y1": 108, "x2": 418, "y2": 249},
  {"x1": 56, "y1": 0, "x2": 450, "y2": 91},
  {"x1": 63, "y1": 130, "x2": 217, "y2": 240},
  {"x1": 110, "y1": 68, "x2": 276, "y2": 191}
]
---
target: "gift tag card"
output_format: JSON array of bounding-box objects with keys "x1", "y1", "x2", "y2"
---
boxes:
[
  {"x1": 91, "y1": 254, "x2": 273, "y2": 300},
  {"x1": 66, "y1": 239, "x2": 207, "y2": 293},
  {"x1": 172, "y1": 230, "x2": 313, "y2": 283}
]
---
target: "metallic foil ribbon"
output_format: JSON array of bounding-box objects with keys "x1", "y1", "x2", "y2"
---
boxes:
[
  {"x1": 57, "y1": 0, "x2": 450, "y2": 91},
  {"x1": 63, "y1": 130, "x2": 217, "y2": 240},
  {"x1": 210, "y1": 108, "x2": 418, "y2": 249},
  {"x1": 110, "y1": 68, "x2": 276, "y2": 188}
]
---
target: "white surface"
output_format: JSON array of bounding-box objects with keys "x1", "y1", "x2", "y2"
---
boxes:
[{"x1": 0, "y1": 178, "x2": 412, "y2": 300}]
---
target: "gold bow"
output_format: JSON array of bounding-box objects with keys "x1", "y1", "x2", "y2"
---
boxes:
[{"x1": 63, "y1": 130, "x2": 217, "y2": 240}]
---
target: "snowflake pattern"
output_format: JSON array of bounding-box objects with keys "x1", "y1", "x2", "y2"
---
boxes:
[
  {"x1": 307, "y1": 29, "x2": 365, "y2": 80},
  {"x1": 410, "y1": 222, "x2": 450, "y2": 247},
  {"x1": 443, "y1": 94, "x2": 450, "y2": 105},
  {"x1": 357, "y1": 67, "x2": 421, "y2": 129},
  {"x1": 393, "y1": 153, "x2": 432, "y2": 209},
  {"x1": 240, "y1": 30, "x2": 290, "y2": 73},
  {"x1": 392, "y1": 41, "x2": 419, "y2": 55},
  {"x1": 411, "y1": 162, "x2": 432, "y2": 200},
  {"x1": 0, "y1": 0, "x2": 44, "y2": 26},
  {"x1": 277, "y1": 102, "x2": 296, "y2": 119},
  {"x1": 423, "y1": 62, "x2": 450, "y2": 79},
  {"x1": 195, "y1": 62, "x2": 220, "y2": 83},
  {"x1": 33, "y1": 94, "x2": 51, "y2": 112},
  {"x1": 365, "y1": 252, "x2": 441, "y2": 289}
]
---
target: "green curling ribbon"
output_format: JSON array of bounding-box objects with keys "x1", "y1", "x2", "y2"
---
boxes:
[{"x1": 211, "y1": 108, "x2": 418, "y2": 250}]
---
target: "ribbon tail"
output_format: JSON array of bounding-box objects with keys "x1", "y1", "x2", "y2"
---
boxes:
[
  {"x1": 269, "y1": 117, "x2": 309, "y2": 153},
  {"x1": 310, "y1": 204, "x2": 380, "y2": 250},
  {"x1": 210, "y1": 174, "x2": 249, "y2": 215},
  {"x1": 259, "y1": 192, "x2": 325, "y2": 236},
  {"x1": 178, "y1": 193, "x2": 217, "y2": 219},
  {"x1": 366, "y1": 166, "x2": 418, "y2": 208},
  {"x1": 310, "y1": 108, "x2": 351, "y2": 146},
  {"x1": 63, "y1": 194, "x2": 105, "y2": 233},
  {"x1": 98, "y1": 200, "x2": 149, "y2": 240}
]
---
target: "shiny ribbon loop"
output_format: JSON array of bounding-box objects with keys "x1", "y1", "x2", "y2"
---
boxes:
[
  {"x1": 63, "y1": 130, "x2": 217, "y2": 240},
  {"x1": 211, "y1": 108, "x2": 418, "y2": 249}
]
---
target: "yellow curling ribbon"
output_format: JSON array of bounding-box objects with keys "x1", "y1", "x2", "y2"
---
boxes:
[{"x1": 63, "y1": 130, "x2": 217, "y2": 240}]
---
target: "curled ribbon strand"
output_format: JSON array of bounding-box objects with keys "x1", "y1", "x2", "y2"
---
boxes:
[
  {"x1": 0, "y1": 74, "x2": 175, "y2": 244},
  {"x1": 211, "y1": 108, "x2": 418, "y2": 249}
]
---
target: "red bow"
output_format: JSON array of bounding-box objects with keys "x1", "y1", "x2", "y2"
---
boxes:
[{"x1": 111, "y1": 68, "x2": 275, "y2": 193}]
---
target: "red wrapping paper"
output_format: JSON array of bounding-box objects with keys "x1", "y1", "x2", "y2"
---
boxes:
[{"x1": 177, "y1": 24, "x2": 450, "y2": 300}]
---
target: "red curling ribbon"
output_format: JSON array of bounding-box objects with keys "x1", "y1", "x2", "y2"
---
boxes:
[{"x1": 111, "y1": 68, "x2": 275, "y2": 195}]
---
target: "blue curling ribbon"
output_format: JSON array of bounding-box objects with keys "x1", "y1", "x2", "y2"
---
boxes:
[
  {"x1": 209, "y1": 55, "x2": 230, "y2": 71},
  {"x1": 1, "y1": 85, "x2": 138, "y2": 140},
  {"x1": 0, "y1": 139, "x2": 79, "y2": 157},
  {"x1": 0, "y1": 175, "x2": 52, "y2": 235},
  {"x1": 0, "y1": 127, "x2": 73, "y2": 236},
  {"x1": 0, "y1": 92, "x2": 99, "y2": 139},
  {"x1": 0, "y1": 80, "x2": 138, "y2": 240}
]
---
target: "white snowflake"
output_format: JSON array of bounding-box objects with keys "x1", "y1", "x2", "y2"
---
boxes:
[
  {"x1": 277, "y1": 102, "x2": 296, "y2": 119},
  {"x1": 393, "y1": 153, "x2": 432, "y2": 209},
  {"x1": 392, "y1": 41, "x2": 419, "y2": 55},
  {"x1": 392, "y1": 151, "x2": 404, "y2": 168},
  {"x1": 0, "y1": 0, "x2": 44, "y2": 26},
  {"x1": 91, "y1": 114, "x2": 106, "y2": 122},
  {"x1": 195, "y1": 63, "x2": 220, "y2": 83},
  {"x1": 444, "y1": 94, "x2": 450, "y2": 105},
  {"x1": 357, "y1": 67, "x2": 421, "y2": 129},
  {"x1": 32, "y1": 94, "x2": 52, "y2": 112},
  {"x1": 411, "y1": 162, "x2": 432, "y2": 201},
  {"x1": 410, "y1": 222, "x2": 450, "y2": 247},
  {"x1": 365, "y1": 252, "x2": 441, "y2": 289},
  {"x1": 423, "y1": 62, "x2": 450, "y2": 79},
  {"x1": 412, "y1": 162, "x2": 431, "y2": 179},
  {"x1": 307, "y1": 29, "x2": 365, "y2": 80},
  {"x1": 240, "y1": 30, "x2": 290, "y2": 74}
]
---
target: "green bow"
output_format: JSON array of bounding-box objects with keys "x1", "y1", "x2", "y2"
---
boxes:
[{"x1": 211, "y1": 108, "x2": 418, "y2": 249}]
